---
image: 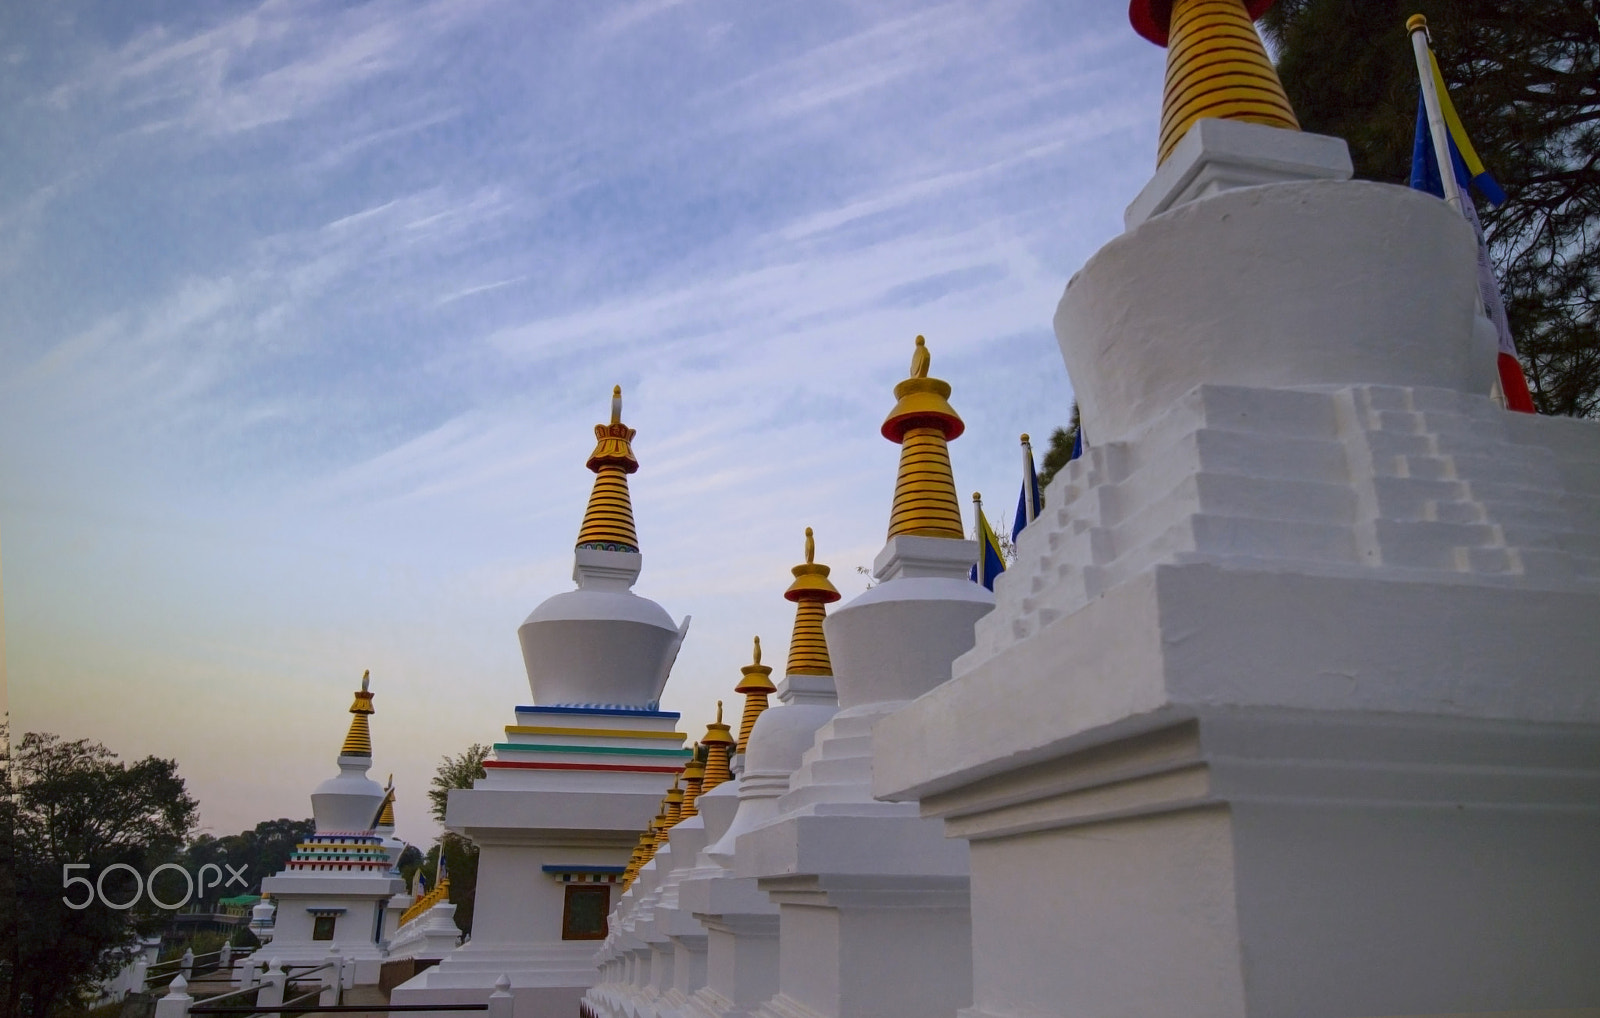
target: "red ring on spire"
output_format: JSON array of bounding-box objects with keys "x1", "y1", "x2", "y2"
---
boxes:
[{"x1": 1130, "y1": 0, "x2": 1276, "y2": 46}]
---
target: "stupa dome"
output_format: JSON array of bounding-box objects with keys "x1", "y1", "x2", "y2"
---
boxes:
[{"x1": 516, "y1": 389, "x2": 688, "y2": 708}]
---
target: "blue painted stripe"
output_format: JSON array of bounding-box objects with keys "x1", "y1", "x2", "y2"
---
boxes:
[
  {"x1": 515, "y1": 705, "x2": 680, "y2": 718},
  {"x1": 494, "y1": 742, "x2": 690, "y2": 757}
]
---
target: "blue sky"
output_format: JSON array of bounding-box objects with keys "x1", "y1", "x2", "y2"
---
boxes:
[{"x1": 0, "y1": 0, "x2": 1164, "y2": 845}]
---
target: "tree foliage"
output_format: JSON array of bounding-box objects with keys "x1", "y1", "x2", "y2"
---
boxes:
[
  {"x1": 180, "y1": 818, "x2": 315, "y2": 908},
  {"x1": 6, "y1": 732, "x2": 198, "y2": 1018},
  {"x1": 1037, "y1": 401, "x2": 1081, "y2": 491},
  {"x1": 1260, "y1": 0, "x2": 1600, "y2": 416},
  {"x1": 426, "y1": 744, "x2": 490, "y2": 936},
  {"x1": 428, "y1": 744, "x2": 490, "y2": 827}
]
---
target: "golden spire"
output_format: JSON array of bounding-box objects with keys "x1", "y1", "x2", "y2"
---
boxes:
[
  {"x1": 699, "y1": 701, "x2": 736, "y2": 791},
  {"x1": 882, "y1": 336, "x2": 966, "y2": 540},
  {"x1": 374, "y1": 775, "x2": 397, "y2": 828},
  {"x1": 1131, "y1": 0, "x2": 1299, "y2": 164},
  {"x1": 785, "y1": 527, "x2": 841, "y2": 676},
  {"x1": 679, "y1": 746, "x2": 706, "y2": 819},
  {"x1": 340, "y1": 670, "x2": 376, "y2": 757},
  {"x1": 733, "y1": 637, "x2": 776, "y2": 756},
  {"x1": 576, "y1": 385, "x2": 641, "y2": 552},
  {"x1": 645, "y1": 813, "x2": 669, "y2": 862},
  {"x1": 663, "y1": 777, "x2": 685, "y2": 829}
]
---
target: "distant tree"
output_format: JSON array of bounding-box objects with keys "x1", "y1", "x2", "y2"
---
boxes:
[
  {"x1": 182, "y1": 818, "x2": 315, "y2": 907},
  {"x1": 427, "y1": 745, "x2": 490, "y2": 935},
  {"x1": 1260, "y1": 0, "x2": 1600, "y2": 416},
  {"x1": 428, "y1": 745, "x2": 490, "y2": 826},
  {"x1": 396, "y1": 843, "x2": 424, "y2": 891},
  {"x1": 1037, "y1": 401, "x2": 1081, "y2": 491},
  {"x1": 1, "y1": 718, "x2": 16, "y2": 1016},
  {"x1": 8, "y1": 733, "x2": 197, "y2": 1018}
]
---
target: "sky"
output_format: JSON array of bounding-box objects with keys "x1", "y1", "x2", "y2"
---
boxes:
[{"x1": 0, "y1": 0, "x2": 1167, "y2": 848}]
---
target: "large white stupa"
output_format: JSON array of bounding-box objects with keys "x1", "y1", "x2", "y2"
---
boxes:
[
  {"x1": 254, "y1": 672, "x2": 407, "y2": 984},
  {"x1": 392, "y1": 387, "x2": 691, "y2": 1018},
  {"x1": 873, "y1": 1, "x2": 1600, "y2": 1016}
]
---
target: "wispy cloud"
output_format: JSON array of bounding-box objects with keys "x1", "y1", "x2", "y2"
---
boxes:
[{"x1": 3, "y1": 0, "x2": 1160, "y2": 834}]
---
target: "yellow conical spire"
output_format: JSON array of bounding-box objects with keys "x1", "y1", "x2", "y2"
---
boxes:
[
  {"x1": 700, "y1": 701, "x2": 736, "y2": 791},
  {"x1": 340, "y1": 670, "x2": 376, "y2": 757},
  {"x1": 1131, "y1": 0, "x2": 1299, "y2": 164},
  {"x1": 576, "y1": 386, "x2": 641, "y2": 552},
  {"x1": 733, "y1": 637, "x2": 776, "y2": 756},
  {"x1": 663, "y1": 777, "x2": 685, "y2": 828},
  {"x1": 374, "y1": 776, "x2": 396, "y2": 828},
  {"x1": 785, "y1": 527, "x2": 841, "y2": 676},
  {"x1": 679, "y1": 746, "x2": 706, "y2": 819},
  {"x1": 882, "y1": 336, "x2": 966, "y2": 540}
]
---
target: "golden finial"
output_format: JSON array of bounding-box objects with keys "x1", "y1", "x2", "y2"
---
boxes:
[
  {"x1": 700, "y1": 702, "x2": 736, "y2": 790},
  {"x1": 910, "y1": 335, "x2": 930, "y2": 378},
  {"x1": 735, "y1": 637, "x2": 776, "y2": 755},
  {"x1": 882, "y1": 335, "x2": 966, "y2": 540},
  {"x1": 663, "y1": 776, "x2": 685, "y2": 830},
  {"x1": 785, "y1": 526, "x2": 840, "y2": 676},
  {"x1": 577, "y1": 386, "x2": 641, "y2": 552},
  {"x1": 680, "y1": 744, "x2": 706, "y2": 819},
  {"x1": 342, "y1": 670, "x2": 376, "y2": 757},
  {"x1": 1132, "y1": 0, "x2": 1299, "y2": 164},
  {"x1": 1021, "y1": 433, "x2": 1030, "y2": 444},
  {"x1": 1406, "y1": 13, "x2": 1427, "y2": 33}
]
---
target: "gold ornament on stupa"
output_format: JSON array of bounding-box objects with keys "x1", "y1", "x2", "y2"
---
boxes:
[
  {"x1": 882, "y1": 336, "x2": 966, "y2": 541},
  {"x1": 340, "y1": 670, "x2": 376, "y2": 757},
  {"x1": 699, "y1": 701, "x2": 736, "y2": 792},
  {"x1": 733, "y1": 637, "x2": 776, "y2": 756},
  {"x1": 679, "y1": 745, "x2": 707, "y2": 819},
  {"x1": 1129, "y1": 0, "x2": 1300, "y2": 164},
  {"x1": 785, "y1": 527, "x2": 841, "y2": 677},
  {"x1": 576, "y1": 386, "x2": 641, "y2": 552}
]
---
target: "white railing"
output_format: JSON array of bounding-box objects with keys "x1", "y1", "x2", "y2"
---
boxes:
[{"x1": 154, "y1": 970, "x2": 513, "y2": 1018}]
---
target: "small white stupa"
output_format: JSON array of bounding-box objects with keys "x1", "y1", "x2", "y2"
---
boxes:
[
  {"x1": 391, "y1": 387, "x2": 691, "y2": 1018},
  {"x1": 733, "y1": 337, "x2": 994, "y2": 1018},
  {"x1": 254, "y1": 672, "x2": 407, "y2": 984},
  {"x1": 585, "y1": 527, "x2": 846, "y2": 1018}
]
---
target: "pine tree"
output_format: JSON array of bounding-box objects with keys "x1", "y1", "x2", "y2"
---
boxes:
[{"x1": 1260, "y1": 0, "x2": 1600, "y2": 416}]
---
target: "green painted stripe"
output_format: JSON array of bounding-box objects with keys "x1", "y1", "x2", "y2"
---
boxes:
[{"x1": 494, "y1": 742, "x2": 692, "y2": 758}]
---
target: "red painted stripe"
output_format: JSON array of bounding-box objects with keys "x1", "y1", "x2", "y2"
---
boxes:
[{"x1": 484, "y1": 760, "x2": 684, "y2": 774}]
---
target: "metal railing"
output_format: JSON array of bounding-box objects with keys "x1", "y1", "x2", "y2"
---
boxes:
[
  {"x1": 152, "y1": 969, "x2": 513, "y2": 1018},
  {"x1": 136, "y1": 944, "x2": 237, "y2": 992}
]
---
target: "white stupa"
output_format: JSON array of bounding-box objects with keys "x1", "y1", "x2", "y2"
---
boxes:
[
  {"x1": 586, "y1": 527, "x2": 846, "y2": 1018},
  {"x1": 254, "y1": 672, "x2": 407, "y2": 984},
  {"x1": 392, "y1": 387, "x2": 692, "y2": 1018},
  {"x1": 874, "y1": 2, "x2": 1600, "y2": 1016}
]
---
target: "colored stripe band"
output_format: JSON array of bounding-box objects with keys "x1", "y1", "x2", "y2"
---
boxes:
[
  {"x1": 504, "y1": 725, "x2": 686, "y2": 739},
  {"x1": 494, "y1": 742, "x2": 692, "y2": 757},
  {"x1": 516, "y1": 705, "x2": 681, "y2": 718},
  {"x1": 484, "y1": 760, "x2": 685, "y2": 774}
]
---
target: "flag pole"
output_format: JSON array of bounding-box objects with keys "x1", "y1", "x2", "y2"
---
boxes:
[
  {"x1": 1408, "y1": 15, "x2": 1464, "y2": 214},
  {"x1": 1019, "y1": 434, "x2": 1037, "y2": 526}
]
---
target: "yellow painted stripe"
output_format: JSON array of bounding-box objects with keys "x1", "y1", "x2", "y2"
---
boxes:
[
  {"x1": 1157, "y1": 0, "x2": 1297, "y2": 164},
  {"x1": 888, "y1": 427, "x2": 964, "y2": 540},
  {"x1": 786, "y1": 598, "x2": 832, "y2": 676},
  {"x1": 504, "y1": 725, "x2": 685, "y2": 739}
]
